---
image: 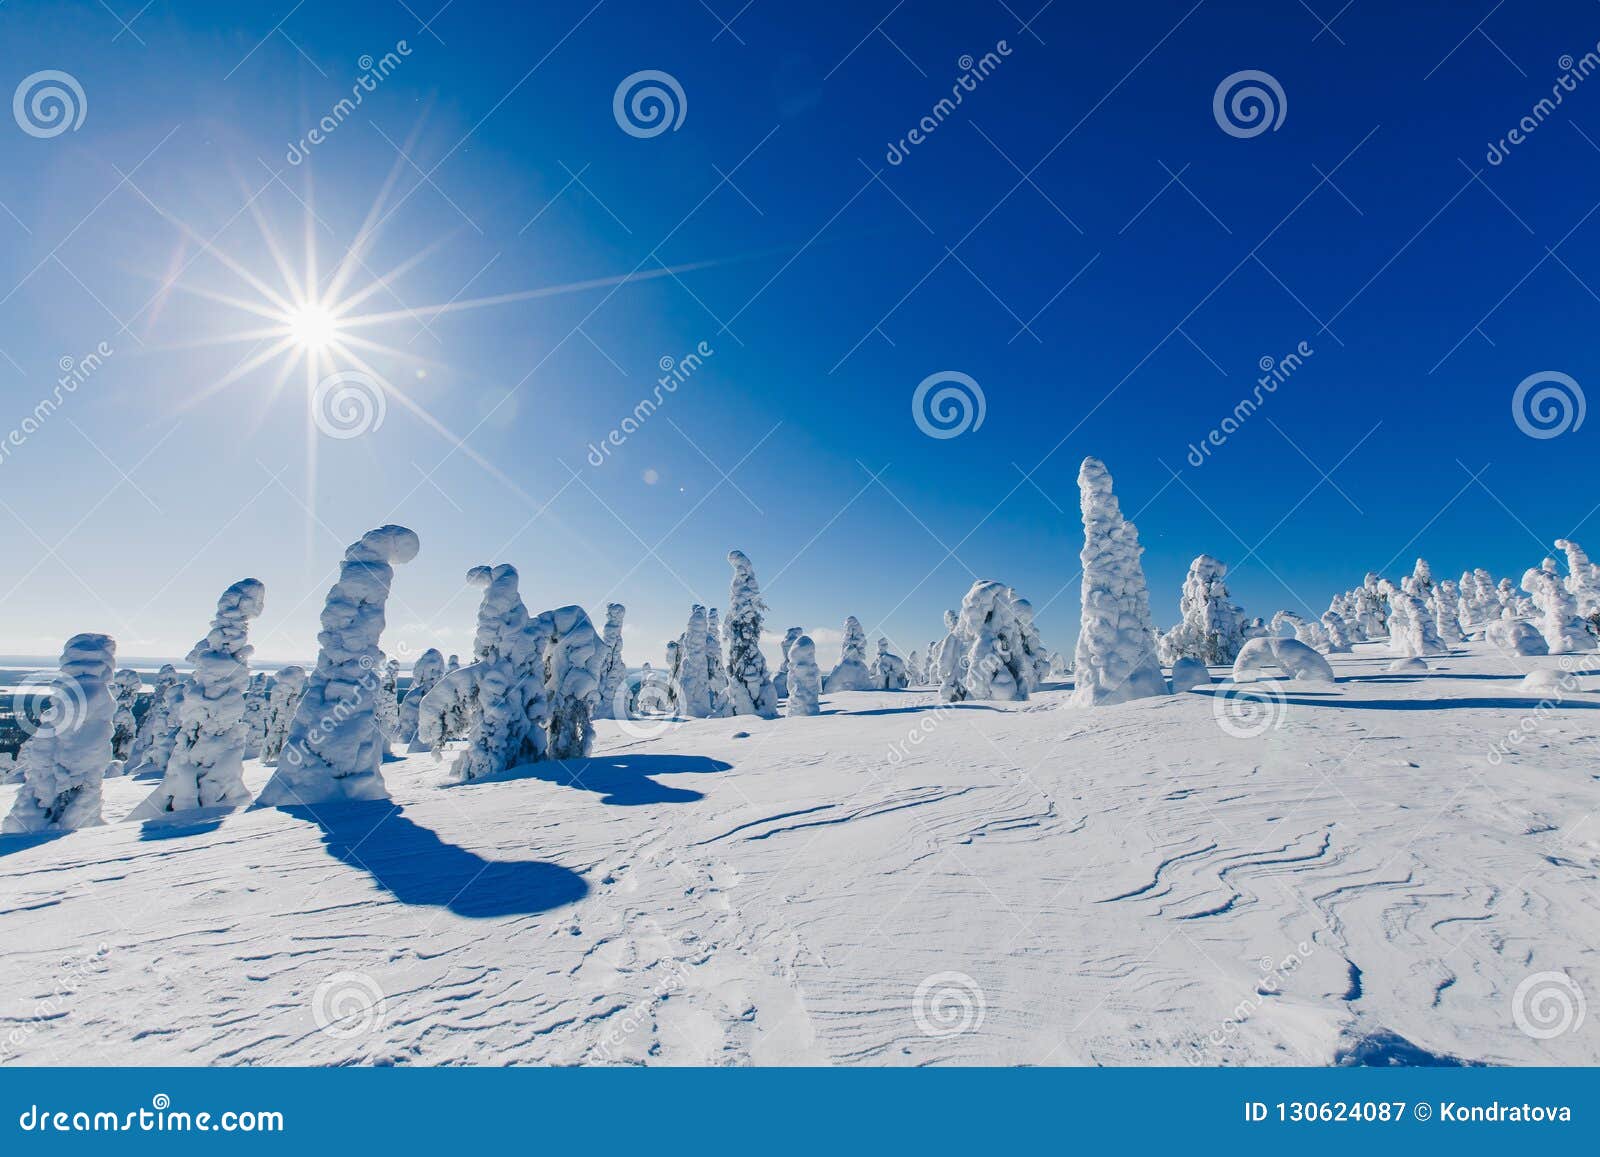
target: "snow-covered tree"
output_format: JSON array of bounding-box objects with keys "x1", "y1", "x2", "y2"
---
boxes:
[
  {"x1": 125, "y1": 664, "x2": 182, "y2": 778},
  {"x1": 543, "y1": 604, "x2": 604, "y2": 759},
  {"x1": 134, "y1": 578, "x2": 267, "y2": 818},
  {"x1": 398, "y1": 648, "x2": 444, "y2": 748},
  {"x1": 1379, "y1": 579, "x2": 1446, "y2": 657},
  {"x1": 420, "y1": 564, "x2": 546, "y2": 782},
  {"x1": 1409, "y1": 558, "x2": 1434, "y2": 600},
  {"x1": 705, "y1": 607, "x2": 733, "y2": 717},
  {"x1": 1047, "y1": 651, "x2": 1072, "y2": 680},
  {"x1": 774, "y1": 626, "x2": 803, "y2": 699},
  {"x1": 260, "y1": 665, "x2": 307, "y2": 764},
  {"x1": 785, "y1": 635, "x2": 821, "y2": 716},
  {"x1": 242, "y1": 672, "x2": 270, "y2": 758},
  {"x1": 373, "y1": 655, "x2": 401, "y2": 756},
  {"x1": 593, "y1": 604, "x2": 627, "y2": 720},
  {"x1": 1353, "y1": 574, "x2": 1387, "y2": 639},
  {"x1": 1521, "y1": 565, "x2": 1596, "y2": 654},
  {"x1": 3, "y1": 634, "x2": 117, "y2": 834},
  {"x1": 1431, "y1": 579, "x2": 1464, "y2": 644},
  {"x1": 257, "y1": 526, "x2": 418, "y2": 806},
  {"x1": 724, "y1": 551, "x2": 778, "y2": 717},
  {"x1": 825, "y1": 616, "x2": 873, "y2": 692},
  {"x1": 1487, "y1": 615, "x2": 1549, "y2": 656},
  {"x1": 110, "y1": 668, "x2": 142, "y2": 763},
  {"x1": 942, "y1": 580, "x2": 1030, "y2": 701},
  {"x1": 905, "y1": 650, "x2": 924, "y2": 686},
  {"x1": 1320, "y1": 610, "x2": 1353, "y2": 653},
  {"x1": 1555, "y1": 538, "x2": 1600, "y2": 621},
  {"x1": 1009, "y1": 591, "x2": 1052, "y2": 693},
  {"x1": 932, "y1": 610, "x2": 964, "y2": 693},
  {"x1": 675, "y1": 605, "x2": 715, "y2": 717},
  {"x1": 664, "y1": 640, "x2": 683, "y2": 712},
  {"x1": 1160, "y1": 555, "x2": 1247, "y2": 665},
  {"x1": 871, "y1": 637, "x2": 909, "y2": 690},
  {"x1": 1071, "y1": 457, "x2": 1168, "y2": 706}
]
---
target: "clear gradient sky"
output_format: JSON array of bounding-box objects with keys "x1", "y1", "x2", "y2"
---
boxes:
[{"x1": 0, "y1": 0, "x2": 1596, "y2": 668}]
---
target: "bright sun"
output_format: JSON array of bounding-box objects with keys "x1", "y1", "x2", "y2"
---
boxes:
[{"x1": 285, "y1": 302, "x2": 339, "y2": 351}]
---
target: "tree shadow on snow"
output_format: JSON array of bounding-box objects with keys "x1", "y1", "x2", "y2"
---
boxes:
[
  {"x1": 827, "y1": 702, "x2": 1002, "y2": 718},
  {"x1": 1256, "y1": 694, "x2": 1600, "y2": 712},
  {"x1": 1341, "y1": 672, "x2": 1525, "y2": 684},
  {"x1": 280, "y1": 800, "x2": 588, "y2": 918},
  {"x1": 450, "y1": 753, "x2": 733, "y2": 807},
  {"x1": 0, "y1": 830, "x2": 71, "y2": 859}
]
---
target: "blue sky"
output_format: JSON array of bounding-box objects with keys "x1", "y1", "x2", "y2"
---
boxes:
[{"x1": 0, "y1": 0, "x2": 1596, "y2": 667}]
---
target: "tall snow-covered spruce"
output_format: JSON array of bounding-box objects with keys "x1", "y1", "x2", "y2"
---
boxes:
[
  {"x1": 256, "y1": 526, "x2": 419, "y2": 807},
  {"x1": 134, "y1": 578, "x2": 266, "y2": 818},
  {"x1": 724, "y1": 551, "x2": 778, "y2": 717},
  {"x1": 1071, "y1": 457, "x2": 1168, "y2": 706},
  {"x1": 4, "y1": 634, "x2": 117, "y2": 834},
  {"x1": 260, "y1": 665, "x2": 307, "y2": 764},
  {"x1": 125, "y1": 663, "x2": 182, "y2": 777},
  {"x1": 774, "y1": 626, "x2": 803, "y2": 699}
]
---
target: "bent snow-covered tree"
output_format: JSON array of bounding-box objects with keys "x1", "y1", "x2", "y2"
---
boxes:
[
  {"x1": 134, "y1": 578, "x2": 266, "y2": 819},
  {"x1": 398, "y1": 648, "x2": 445, "y2": 749},
  {"x1": 1161, "y1": 555, "x2": 1247, "y2": 665},
  {"x1": 3, "y1": 633, "x2": 117, "y2": 834},
  {"x1": 594, "y1": 604, "x2": 627, "y2": 720},
  {"x1": 824, "y1": 616, "x2": 873, "y2": 692},
  {"x1": 256, "y1": 526, "x2": 419, "y2": 807},
  {"x1": 724, "y1": 551, "x2": 778, "y2": 717},
  {"x1": 705, "y1": 608, "x2": 733, "y2": 717},
  {"x1": 785, "y1": 635, "x2": 821, "y2": 716},
  {"x1": 1071, "y1": 457, "x2": 1168, "y2": 706}
]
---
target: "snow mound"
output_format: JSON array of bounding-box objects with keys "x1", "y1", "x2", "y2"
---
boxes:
[
  {"x1": 1232, "y1": 637, "x2": 1336, "y2": 684},
  {"x1": 1169, "y1": 657, "x2": 1211, "y2": 693},
  {"x1": 1388, "y1": 657, "x2": 1428, "y2": 673}
]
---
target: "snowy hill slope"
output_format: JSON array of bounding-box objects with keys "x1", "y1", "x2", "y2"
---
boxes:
[{"x1": 1, "y1": 642, "x2": 1596, "y2": 1066}]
